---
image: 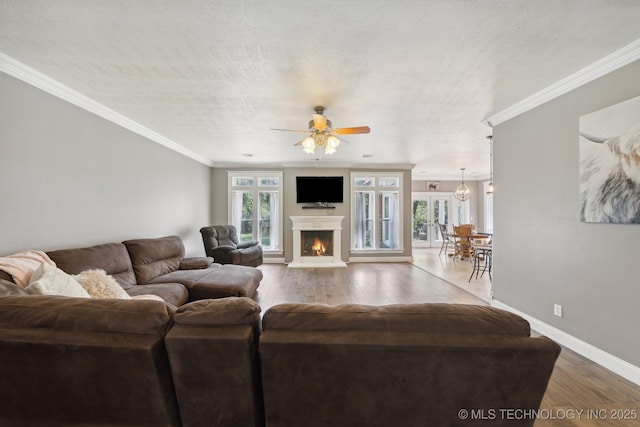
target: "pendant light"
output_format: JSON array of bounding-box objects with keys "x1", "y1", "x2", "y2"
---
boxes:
[
  {"x1": 453, "y1": 168, "x2": 471, "y2": 201},
  {"x1": 487, "y1": 135, "x2": 494, "y2": 194}
]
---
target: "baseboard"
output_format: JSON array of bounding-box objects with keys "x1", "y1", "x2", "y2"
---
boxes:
[
  {"x1": 263, "y1": 257, "x2": 285, "y2": 264},
  {"x1": 349, "y1": 256, "x2": 413, "y2": 263},
  {"x1": 492, "y1": 299, "x2": 640, "y2": 386}
]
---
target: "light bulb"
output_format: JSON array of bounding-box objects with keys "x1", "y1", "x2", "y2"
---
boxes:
[
  {"x1": 302, "y1": 136, "x2": 316, "y2": 154},
  {"x1": 327, "y1": 136, "x2": 340, "y2": 149},
  {"x1": 324, "y1": 146, "x2": 337, "y2": 155}
]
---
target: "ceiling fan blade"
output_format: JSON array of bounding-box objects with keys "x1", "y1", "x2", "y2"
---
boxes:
[
  {"x1": 270, "y1": 128, "x2": 311, "y2": 133},
  {"x1": 293, "y1": 138, "x2": 306, "y2": 146},
  {"x1": 333, "y1": 126, "x2": 370, "y2": 135},
  {"x1": 335, "y1": 136, "x2": 351, "y2": 145},
  {"x1": 312, "y1": 114, "x2": 327, "y2": 131}
]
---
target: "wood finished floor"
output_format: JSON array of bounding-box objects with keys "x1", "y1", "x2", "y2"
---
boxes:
[{"x1": 255, "y1": 262, "x2": 640, "y2": 427}]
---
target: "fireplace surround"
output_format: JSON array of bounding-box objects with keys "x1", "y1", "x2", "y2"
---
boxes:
[{"x1": 289, "y1": 216, "x2": 347, "y2": 268}]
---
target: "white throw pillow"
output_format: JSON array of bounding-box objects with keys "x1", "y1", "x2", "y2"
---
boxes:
[
  {"x1": 74, "y1": 269, "x2": 131, "y2": 299},
  {"x1": 25, "y1": 263, "x2": 91, "y2": 298}
]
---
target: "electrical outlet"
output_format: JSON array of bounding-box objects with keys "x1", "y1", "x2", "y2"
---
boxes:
[{"x1": 554, "y1": 304, "x2": 563, "y2": 317}]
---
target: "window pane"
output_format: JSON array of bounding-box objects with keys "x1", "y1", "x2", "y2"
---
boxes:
[
  {"x1": 378, "y1": 177, "x2": 399, "y2": 187},
  {"x1": 259, "y1": 191, "x2": 276, "y2": 248},
  {"x1": 259, "y1": 177, "x2": 279, "y2": 187},
  {"x1": 413, "y1": 200, "x2": 428, "y2": 241},
  {"x1": 353, "y1": 191, "x2": 374, "y2": 249},
  {"x1": 354, "y1": 178, "x2": 374, "y2": 187},
  {"x1": 233, "y1": 177, "x2": 254, "y2": 187},
  {"x1": 378, "y1": 192, "x2": 399, "y2": 249},
  {"x1": 239, "y1": 192, "x2": 254, "y2": 240}
]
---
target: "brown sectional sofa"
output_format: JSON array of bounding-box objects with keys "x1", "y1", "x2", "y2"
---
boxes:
[
  {"x1": 0, "y1": 289, "x2": 560, "y2": 427},
  {"x1": 44, "y1": 235, "x2": 263, "y2": 304},
  {"x1": 260, "y1": 303, "x2": 561, "y2": 427},
  {"x1": 0, "y1": 294, "x2": 261, "y2": 427}
]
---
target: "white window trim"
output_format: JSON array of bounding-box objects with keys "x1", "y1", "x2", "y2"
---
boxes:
[
  {"x1": 227, "y1": 171, "x2": 284, "y2": 253},
  {"x1": 350, "y1": 171, "x2": 404, "y2": 253}
]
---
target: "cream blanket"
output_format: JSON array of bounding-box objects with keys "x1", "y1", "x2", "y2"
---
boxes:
[{"x1": 0, "y1": 250, "x2": 56, "y2": 287}]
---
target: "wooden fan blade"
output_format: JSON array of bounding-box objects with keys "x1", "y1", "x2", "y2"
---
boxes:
[
  {"x1": 312, "y1": 114, "x2": 327, "y2": 130},
  {"x1": 271, "y1": 128, "x2": 311, "y2": 133},
  {"x1": 333, "y1": 126, "x2": 370, "y2": 135}
]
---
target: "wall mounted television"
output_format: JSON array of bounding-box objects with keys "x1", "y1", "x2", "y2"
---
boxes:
[{"x1": 296, "y1": 176, "x2": 344, "y2": 204}]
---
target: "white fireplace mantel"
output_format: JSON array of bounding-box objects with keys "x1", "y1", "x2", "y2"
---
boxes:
[{"x1": 289, "y1": 215, "x2": 347, "y2": 268}]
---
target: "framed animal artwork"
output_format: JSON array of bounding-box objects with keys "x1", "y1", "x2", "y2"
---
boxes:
[
  {"x1": 427, "y1": 181, "x2": 440, "y2": 192},
  {"x1": 579, "y1": 95, "x2": 640, "y2": 223}
]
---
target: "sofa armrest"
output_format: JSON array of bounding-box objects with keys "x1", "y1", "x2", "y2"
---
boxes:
[
  {"x1": 237, "y1": 240, "x2": 260, "y2": 249},
  {"x1": 0, "y1": 295, "x2": 181, "y2": 426},
  {"x1": 166, "y1": 297, "x2": 263, "y2": 427},
  {"x1": 179, "y1": 256, "x2": 213, "y2": 270},
  {"x1": 206, "y1": 245, "x2": 239, "y2": 264}
]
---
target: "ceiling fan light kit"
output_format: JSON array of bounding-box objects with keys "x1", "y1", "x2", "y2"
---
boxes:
[{"x1": 272, "y1": 106, "x2": 370, "y2": 156}]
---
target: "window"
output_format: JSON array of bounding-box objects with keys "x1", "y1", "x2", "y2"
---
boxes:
[
  {"x1": 228, "y1": 171, "x2": 283, "y2": 252},
  {"x1": 351, "y1": 172, "x2": 402, "y2": 251}
]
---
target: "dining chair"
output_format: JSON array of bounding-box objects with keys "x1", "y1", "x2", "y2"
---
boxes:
[
  {"x1": 469, "y1": 242, "x2": 492, "y2": 282},
  {"x1": 438, "y1": 223, "x2": 454, "y2": 256},
  {"x1": 453, "y1": 225, "x2": 473, "y2": 260}
]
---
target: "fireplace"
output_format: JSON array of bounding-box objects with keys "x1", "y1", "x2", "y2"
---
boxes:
[
  {"x1": 289, "y1": 216, "x2": 347, "y2": 268},
  {"x1": 301, "y1": 230, "x2": 333, "y2": 257}
]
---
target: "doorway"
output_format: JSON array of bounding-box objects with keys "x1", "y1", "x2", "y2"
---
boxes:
[{"x1": 412, "y1": 193, "x2": 453, "y2": 248}]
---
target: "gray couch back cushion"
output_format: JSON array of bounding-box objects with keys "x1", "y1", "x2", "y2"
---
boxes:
[
  {"x1": 47, "y1": 242, "x2": 137, "y2": 288},
  {"x1": 123, "y1": 236, "x2": 185, "y2": 285},
  {"x1": 263, "y1": 303, "x2": 531, "y2": 336}
]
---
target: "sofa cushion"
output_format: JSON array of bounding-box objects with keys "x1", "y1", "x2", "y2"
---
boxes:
[
  {"x1": 0, "y1": 295, "x2": 180, "y2": 426},
  {"x1": 179, "y1": 256, "x2": 214, "y2": 270},
  {"x1": 47, "y1": 243, "x2": 137, "y2": 289},
  {"x1": 0, "y1": 295, "x2": 173, "y2": 336},
  {"x1": 262, "y1": 303, "x2": 531, "y2": 337},
  {"x1": 150, "y1": 264, "x2": 262, "y2": 300},
  {"x1": 174, "y1": 297, "x2": 261, "y2": 327},
  {"x1": 126, "y1": 283, "x2": 189, "y2": 307},
  {"x1": 74, "y1": 269, "x2": 131, "y2": 299},
  {"x1": 25, "y1": 263, "x2": 91, "y2": 299},
  {"x1": 123, "y1": 236, "x2": 185, "y2": 285},
  {"x1": 166, "y1": 297, "x2": 263, "y2": 427}
]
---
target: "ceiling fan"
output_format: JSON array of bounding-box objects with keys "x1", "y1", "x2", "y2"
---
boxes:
[{"x1": 271, "y1": 106, "x2": 370, "y2": 155}]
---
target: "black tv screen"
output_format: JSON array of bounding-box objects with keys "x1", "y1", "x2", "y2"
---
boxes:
[{"x1": 296, "y1": 176, "x2": 344, "y2": 204}]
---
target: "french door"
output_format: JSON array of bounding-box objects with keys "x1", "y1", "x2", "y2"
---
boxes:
[{"x1": 412, "y1": 193, "x2": 453, "y2": 248}]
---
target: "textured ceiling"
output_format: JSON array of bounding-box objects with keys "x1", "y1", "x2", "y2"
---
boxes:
[{"x1": 2, "y1": 0, "x2": 640, "y2": 179}]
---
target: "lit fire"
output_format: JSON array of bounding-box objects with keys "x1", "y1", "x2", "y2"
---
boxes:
[{"x1": 311, "y1": 237, "x2": 326, "y2": 255}]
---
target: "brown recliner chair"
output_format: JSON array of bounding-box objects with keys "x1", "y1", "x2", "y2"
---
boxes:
[{"x1": 200, "y1": 225, "x2": 263, "y2": 267}]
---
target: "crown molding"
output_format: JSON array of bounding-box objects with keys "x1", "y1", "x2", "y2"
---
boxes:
[
  {"x1": 485, "y1": 38, "x2": 640, "y2": 127},
  {"x1": 212, "y1": 161, "x2": 416, "y2": 170},
  {"x1": 0, "y1": 52, "x2": 214, "y2": 167}
]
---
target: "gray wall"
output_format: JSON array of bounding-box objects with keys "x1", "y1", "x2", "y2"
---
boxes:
[
  {"x1": 211, "y1": 167, "x2": 413, "y2": 262},
  {"x1": 0, "y1": 72, "x2": 210, "y2": 256},
  {"x1": 493, "y1": 59, "x2": 640, "y2": 366}
]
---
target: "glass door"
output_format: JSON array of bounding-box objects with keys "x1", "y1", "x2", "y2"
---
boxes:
[{"x1": 412, "y1": 193, "x2": 453, "y2": 248}]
